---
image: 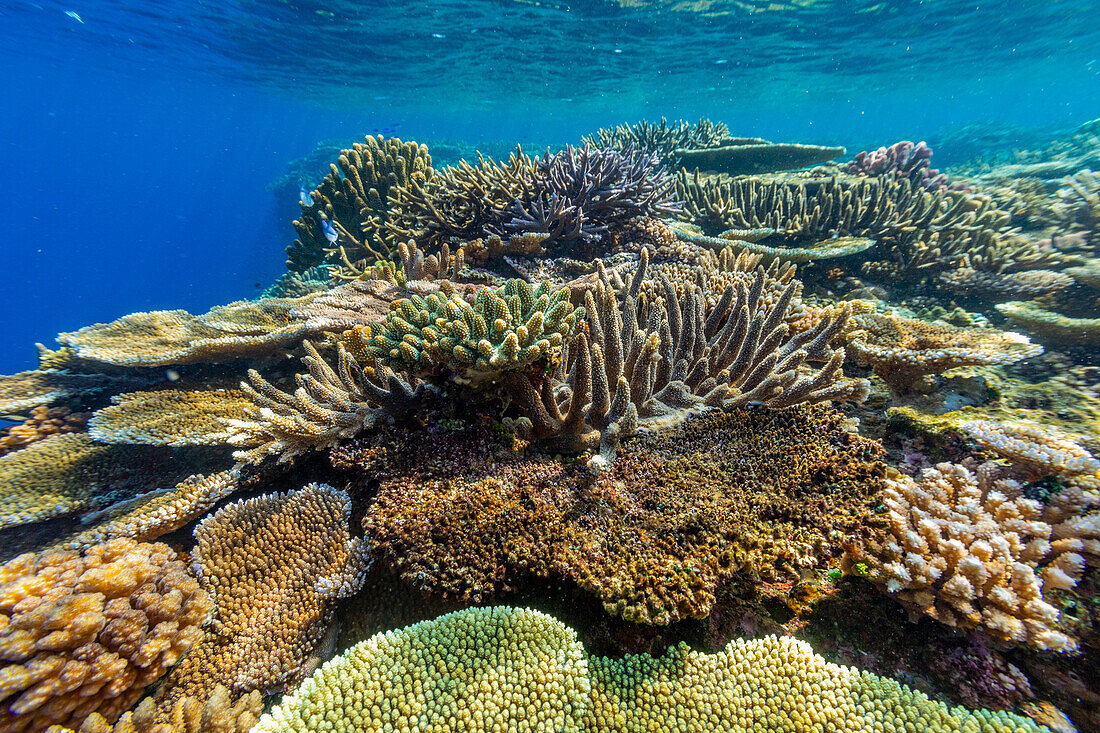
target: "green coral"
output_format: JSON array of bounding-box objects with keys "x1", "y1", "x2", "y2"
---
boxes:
[{"x1": 364, "y1": 279, "x2": 583, "y2": 380}]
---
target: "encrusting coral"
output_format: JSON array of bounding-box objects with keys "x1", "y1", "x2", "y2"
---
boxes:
[
  {"x1": 0, "y1": 538, "x2": 212, "y2": 732},
  {"x1": 846, "y1": 312, "x2": 1043, "y2": 394},
  {"x1": 854, "y1": 462, "x2": 1097, "y2": 652},
  {"x1": 352, "y1": 405, "x2": 885, "y2": 625},
  {"x1": 253, "y1": 605, "x2": 1047, "y2": 733},
  {"x1": 154, "y1": 483, "x2": 369, "y2": 715},
  {"x1": 287, "y1": 135, "x2": 432, "y2": 272}
]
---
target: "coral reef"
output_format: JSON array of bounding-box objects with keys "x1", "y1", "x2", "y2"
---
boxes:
[
  {"x1": 156, "y1": 483, "x2": 369, "y2": 714},
  {"x1": 88, "y1": 391, "x2": 251, "y2": 447},
  {"x1": 846, "y1": 313, "x2": 1043, "y2": 394},
  {"x1": 0, "y1": 407, "x2": 89, "y2": 458},
  {"x1": 0, "y1": 371, "x2": 142, "y2": 419},
  {"x1": 937, "y1": 267, "x2": 1074, "y2": 299},
  {"x1": 61, "y1": 685, "x2": 261, "y2": 733},
  {"x1": 854, "y1": 463, "x2": 1093, "y2": 651},
  {"x1": 583, "y1": 117, "x2": 730, "y2": 167},
  {"x1": 997, "y1": 300, "x2": 1100, "y2": 346},
  {"x1": 352, "y1": 405, "x2": 885, "y2": 625},
  {"x1": 963, "y1": 419, "x2": 1100, "y2": 478},
  {"x1": 847, "y1": 140, "x2": 956, "y2": 191},
  {"x1": 258, "y1": 266, "x2": 332, "y2": 299},
  {"x1": 56, "y1": 298, "x2": 319, "y2": 368},
  {"x1": 287, "y1": 136, "x2": 432, "y2": 272},
  {"x1": 254, "y1": 605, "x2": 1047, "y2": 733},
  {"x1": 0, "y1": 538, "x2": 212, "y2": 732},
  {"x1": 678, "y1": 140, "x2": 846, "y2": 176}
]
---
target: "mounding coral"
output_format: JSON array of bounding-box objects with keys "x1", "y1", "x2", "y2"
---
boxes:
[{"x1": 254, "y1": 605, "x2": 1048, "y2": 733}]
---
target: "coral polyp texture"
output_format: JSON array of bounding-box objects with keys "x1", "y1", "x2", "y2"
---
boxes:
[
  {"x1": 352, "y1": 405, "x2": 885, "y2": 625},
  {"x1": 0, "y1": 538, "x2": 212, "y2": 732},
  {"x1": 846, "y1": 313, "x2": 1043, "y2": 393},
  {"x1": 156, "y1": 483, "x2": 369, "y2": 716},
  {"x1": 254, "y1": 605, "x2": 1046, "y2": 733},
  {"x1": 62, "y1": 685, "x2": 262, "y2": 733},
  {"x1": 857, "y1": 463, "x2": 1088, "y2": 652}
]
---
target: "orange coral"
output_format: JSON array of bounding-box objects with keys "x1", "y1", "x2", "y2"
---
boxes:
[
  {"x1": 0, "y1": 539, "x2": 212, "y2": 732},
  {"x1": 51, "y1": 685, "x2": 261, "y2": 733},
  {"x1": 0, "y1": 407, "x2": 89, "y2": 458}
]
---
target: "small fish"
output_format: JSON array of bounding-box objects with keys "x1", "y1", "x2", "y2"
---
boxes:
[
  {"x1": 432, "y1": 32, "x2": 446, "y2": 39},
  {"x1": 64, "y1": 10, "x2": 83, "y2": 23},
  {"x1": 321, "y1": 219, "x2": 339, "y2": 244},
  {"x1": 299, "y1": 184, "x2": 311, "y2": 206}
]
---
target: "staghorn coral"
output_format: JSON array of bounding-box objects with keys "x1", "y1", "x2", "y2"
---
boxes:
[
  {"x1": 386, "y1": 144, "x2": 680, "y2": 257},
  {"x1": 363, "y1": 278, "x2": 582, "y2": 381},
  {"x1": 846, "y1": 313, "x2": 1043, "y2": 394},
  {"x1": 58, "y1": 469, "x2": 241, "y2": 551},
  {"x1": 220, "y1": 340, "x2": 431, "y2": 465},
  {"x1": 352, "y1": 405, "x2": 885, "y2": 625},
  {"x1": 0, "y1": 435, "x2": 228, "y2": 531},
  {"x1": 1054, "y1": 169, "x2": 1100, "y2": 239},
  {"x1": 0, "y1": 407, "x2": 89, "y2": 457},
  {"x1": 254, "y1": 606, "x2": 1046, "y2": 733},
  {"x1": 937, "y1": 267, "x2": 1074, "y2": 299},
  {"x1": 855, "y1": 463, "x2": 1090, "y2": 652},
  {"x1": 963, "y1": 419, "x2": 1100, "y2": 477},
  {"x1": 60, "y1": 685, "x2": 261, "y2": 733},
  {"x1": 287, "y1": 135, "x2": 432, "y2": 272},
  {"x1": 997, "y1": 300, "x2": 1100, "y2": 346},
  {"x1": 56, "y1": 298, "x2": 318, "y2": 368},
  {"x1": 847, "y1": 140, "x2": 955, "y2": 191},
  {"x1": 0, "y1": 538, "x2": 212, "y2": 732},
  {"x1": 583, "y1": 117, "x2": 730, "y2": 167},
  {"x1": 677, "y1": 141, "x2": 846, "y2": 176},
  {"x1": 88, "y1": 391, "x2": 252, "y2": 447},
  {"x1": 158, "y1": 483, "x2": 369, "y2": 711}
]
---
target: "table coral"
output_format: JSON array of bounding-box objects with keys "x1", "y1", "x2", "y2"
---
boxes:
[
  {"x1": 157, "y1": 483, "x2": 370, "y2": 713},
  {"x1": 856, "y1": 463, "x2": 1087, "y2": 652},
  {"x1": 997, "y1": 300, "x2": 1100, "y2": 346},
  {"x1": 88, "y1": 391, "x2": 252, "y2": 447},
  {"x1": 254, "y1": 605, "x2": 1047, "y2": 733},
  {"x1": 0, "y1": 407, "x2": 89, "y2": 458},
  {"x1": 677, "y1": 140, "x2": 846, "y2": 176},
  {"x1": 0, "y1": 538, "x2": 212, "y2": 732},
  {"x1": 351, "y1": 405, "x2": 885, "y2": 625},
  {"x1": 937, "y1": 267, "x2": 1074, "y2": 300},
  {"x1": 847, "y1": 313, "x2": 1043, "y2": 394},
  {"x1": 56, "y1": 298, "x2": 318, "y2": 368},
  {"x1": 963, "y1": 419, "x2": 1100, "y2": 477},
  {"x1": 0, "y1": 371, "x2": 141, "y2": 419}
]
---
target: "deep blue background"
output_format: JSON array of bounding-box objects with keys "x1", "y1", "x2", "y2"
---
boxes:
[{"x1": 2, "y1": 0, "x2": 1099, "y2": 375}]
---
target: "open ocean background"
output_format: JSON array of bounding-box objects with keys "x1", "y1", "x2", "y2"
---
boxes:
[{"x1": 2, "y1": 0, "x2": 1099, "y2": 376}]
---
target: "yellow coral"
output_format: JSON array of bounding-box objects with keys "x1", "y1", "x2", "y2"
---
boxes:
[
  {"x1": 255, "y1": 606, "x2": 1046, "y2": 733},
  {"x1": 88, "y1": 391, "x2": 251, "y2": 447},
  {"x1": 0, "y1": 538, "x2": 212, "y2": 732}
]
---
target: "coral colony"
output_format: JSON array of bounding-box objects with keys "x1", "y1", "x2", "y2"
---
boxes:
[{"x1": 2, "y1": 118, "x2": 1100, "y2": 732}]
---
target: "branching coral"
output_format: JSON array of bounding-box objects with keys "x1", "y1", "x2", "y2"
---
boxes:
[
  {"x1": 846, "y1": 313, "x2": 1043, "y2": 394},
  {"x1": 254, "y1": 606, "x2": 1047, "y2": 733},
  {"x1": 352, "y1": 405, "x2": 884, "y2": 624},
  {"x1": 847, "y1": 140, "x2": 955, "y2": 191},
  {"x1": 387, "y1": 144, "x2": 680, "y2": 257},
  {"x1": 362, "y1": 278, "x2": 582, "y2": 381},
  {"x1": 88, "y1": 391, "x2": 252, "y2": 447},
  {"x1": 583, "y1": 117, "x2": 730, "y2": 167},
  {"x1": 286, "y1": 135, "x2": 432, "y2": 271},
  {"x1": 258, "y1": 266, "x2": 332, "y2": 299},
  {"x1": 64, "y1": 685, "x2": 261, "y2": 733},
  {"x1": 220, "y1": 341, "x2": 431, "y2": 465},
  {"x1": 0, "y1": 407, "x2": 89, "y2": 458},
  {"x1": 855, "y1": 463, "x2": 1089, "y2": 652},
  {"x1": 158, "y1": 483, "x2": 369, "y2": 712},
  {"x1": 0, "y1": 538, "x2": 212, "y2": 732},
  {"x1": 56, "y1": 298, "x2": 318, "y2": 368}
]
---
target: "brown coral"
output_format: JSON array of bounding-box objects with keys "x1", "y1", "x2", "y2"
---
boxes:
[
  {"x1": 156, "y1": 483, "x2": 369, "y2": 712},
  {"x1": 0, "y1": 407, "x2": 89, "y2": 458},
  {"x1": 350, "y1": 405, "x2": 885, "y2": 625},
  {"x1": 0, "y1": 538, "x2": 212, "y2": 732},
  {"x1": 63, "y1": 685, "x2": 261, "y2": 733},
  {"x1": 847, "y1": 312, "x2": 1043, "y2": 394}
]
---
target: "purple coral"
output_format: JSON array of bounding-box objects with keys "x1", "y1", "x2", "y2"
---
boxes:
[
  {"x1": 499, "y1": 144, "x2": 682, "y2": 247},
  {"x1": 847, "y1": 140, "x2": 959, "y2": 192}
]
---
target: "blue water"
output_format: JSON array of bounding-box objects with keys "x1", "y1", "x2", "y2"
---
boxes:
[{"x1": 2, "y1": 0, "x2": 1100, "y2": 375}]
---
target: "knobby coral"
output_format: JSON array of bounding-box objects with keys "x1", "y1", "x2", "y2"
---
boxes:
[
  {"x1": 156, "y1": 483, "x2": 370, "y2": 714},
  {"x1": 0, "y1": 538, "x2": 212, "y2": 732},
  {"x1": 58, "y1": 685, "x2": 261, "y2": 733},
  {"x1": 254, "y1": 606, "x2": 1046, "y2": 733}
]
